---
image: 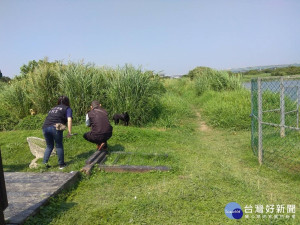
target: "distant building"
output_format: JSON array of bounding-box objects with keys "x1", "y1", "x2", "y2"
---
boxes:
[{"x1": 171, "y1": 75, "x2": 184, "y2": 79}]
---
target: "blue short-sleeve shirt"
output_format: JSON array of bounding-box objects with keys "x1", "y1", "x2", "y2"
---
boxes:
[{"x1": 66, "y1": 108, "x2": 73, "y2": 118}]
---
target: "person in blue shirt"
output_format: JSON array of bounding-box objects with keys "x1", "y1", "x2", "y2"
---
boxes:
[{"x1": 42, "y1": 96, "x2": 73, "y2": 169}]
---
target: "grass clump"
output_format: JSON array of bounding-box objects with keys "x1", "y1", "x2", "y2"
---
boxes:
[
  {"x1": 58, "y1": 62, "x2": 108, "y2": 123},
  {"x1": 0, "y1": 79, "x2": 32, "y2": 119},
  {"x1": 25, "y1": 62, "x2": 61, "y2": 114},
  {"x1": 0, "y1": 108, "x2": 18, "y2": 131},
  {"x1": 14, "y1": 114, "x2": 47, "y2": 130},
  {"x1": 105, "y1": 65, "x2": 165, "y2": 126},
  {"x1": 188, "y1": 67, "x2": 242, "y2": 95},
  {"x1": 198, "y1": 89, "x2": 251, "y2": 130},
  {"x1": 0, "y1": 60, "x2": 61, "y2": 121}
]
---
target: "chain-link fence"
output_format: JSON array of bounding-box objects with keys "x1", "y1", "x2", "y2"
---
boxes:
[{"x1": 251, "y1": 76, "x2": 300, "y2": 173}]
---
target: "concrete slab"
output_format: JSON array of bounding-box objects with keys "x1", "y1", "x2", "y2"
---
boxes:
[{"x1": 3, "y1": 171, "x2": 79, "y2": 225}]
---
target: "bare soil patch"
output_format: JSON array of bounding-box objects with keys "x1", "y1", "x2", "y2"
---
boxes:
[{"x1": 195, "y1": 111, "x2": 211, "y2": 132}]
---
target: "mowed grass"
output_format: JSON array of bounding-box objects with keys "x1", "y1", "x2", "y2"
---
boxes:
[{"x1": 0, "y1": 84, "x2": 299, "y2": 224}]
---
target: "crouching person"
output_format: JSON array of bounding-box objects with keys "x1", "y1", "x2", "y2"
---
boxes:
[{"x1": 83, "y1": 100, "x2": 113, "y2": 151}]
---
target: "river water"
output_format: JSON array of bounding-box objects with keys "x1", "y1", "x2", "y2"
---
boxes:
[{"x1": 244, "y1": 79, "x2": 300, "y2": 101}]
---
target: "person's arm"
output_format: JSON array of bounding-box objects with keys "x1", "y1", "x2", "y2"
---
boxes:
[
  {"x1": 67, "y1": 117, "x2": 72, "y2": 136},
  {"x1": 66, "y1": 107, "x2": 73, "y2": 136},
  {"x1": 86, "y1": 113, "x2": 91, "y2": 127}
]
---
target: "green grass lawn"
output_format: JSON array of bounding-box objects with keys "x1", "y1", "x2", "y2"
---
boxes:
[{"x1": 0, "y1": 86, "x2": 299, "y2": 224}]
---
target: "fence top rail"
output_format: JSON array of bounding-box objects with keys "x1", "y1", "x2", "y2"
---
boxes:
[{"x1": 251, "y1": 75, "x2": 300, "y2": 81}]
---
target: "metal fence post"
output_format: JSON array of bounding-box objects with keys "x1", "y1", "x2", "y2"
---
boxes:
[
  {"x1": 257, "y1": 78, "x2": 263, "y2": 165},
  {"x1": 250, "y1": 79, "x2": 254, "y2": 150},
  {"x1": 280, "y1": 77, "x2": 285, "y2": 137},
  {"x1": 297, "y1": 87, "x2": 299, "y2": 129}
]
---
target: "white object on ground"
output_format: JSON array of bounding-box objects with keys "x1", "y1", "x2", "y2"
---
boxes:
[{"x1": 27, "y1": 137, "x2": 56, "y2": 168}]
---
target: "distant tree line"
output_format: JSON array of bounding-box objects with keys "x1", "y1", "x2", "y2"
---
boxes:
[
  {"x1": 0, "y1": 70, "x2": 11, "y2": 83},
  {"x1": 239, "y1": 66, "x2": 300, "y2": 76},
  {"x1": 0, "y1": 59, "x2": 59, "y2": 84}
]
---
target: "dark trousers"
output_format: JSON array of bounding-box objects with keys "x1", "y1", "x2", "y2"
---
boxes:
[
  {"x1": 43, "y1": 126, "x2": 64, "y2": 165},
  {"x1": 83, "y1": 132, "x2": 112, "y2": 145}
]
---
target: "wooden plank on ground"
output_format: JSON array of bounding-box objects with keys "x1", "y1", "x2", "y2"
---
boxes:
[
  {"x1": 111, "y1": 151, "x2": 168, "y2": 157},
  {"x1": 98, "y1": 165, "x2": 169, "y2": 173},
  {"x1": 85, "y1": 150, "x2": 102, "y2": 165},
  {"x1": 81, "y1": 151, "x2": 107, "y2": 175}
]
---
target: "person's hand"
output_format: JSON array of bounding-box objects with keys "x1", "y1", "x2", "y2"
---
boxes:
[{"x1": 64, "y1": 133, "x2": 77, "y2": 138}]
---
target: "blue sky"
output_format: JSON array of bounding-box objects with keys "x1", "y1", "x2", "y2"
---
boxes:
[{"x1": 1, "y1": 0, "x2": 300, "y2": 78}]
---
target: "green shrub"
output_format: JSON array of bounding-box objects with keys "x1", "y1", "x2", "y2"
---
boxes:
[
  {"x1": 0, "y1": 79, "x2": 32, "y2": 119},
  {"x1": 0, "y1": 108, "x2": 18, "y2": 131},
  {"x1": 187, "y1": 66, "x2": 212, "y2": 80},
  {"x1": 195, "y1": 75, "x2": 210, "y2": 95},
  {"x1": 271, "y1": 71, "x2": 287, "y2": 76},
  {"x1": 0, "y1": 61, "x2": 166, "y2": 129},
  {"x1": 14, "y1": 114, "x2": 47, "y2": 130},
  {"x1": 25, "y1": 62, "x2": 61, "y2": 114},
  {"x1": 191, "y1": 68, "x2": 242, "y2": 96},
  {"x1": 199, "y1": 90, "x2": 251, "y2": 130},
  {"x1": 244, "y1": 69, "x2": 262, "y2": 75},
  {"x1": 270, "y1": 66, "x2": 300, "y2": 76},
  {"x1": 58, "y1": 62, "x2": 109, "y2": 122},
  {"x1": 0, "y1": 60, "x2": 61, "y2": 121},
  {"x1": 90, "y1": 67, "x2": 112, "y2": 106},
  {"x1": 105, "y1": 65, "x2": 165, "y2": 125},
  {"x1": 0, "y1": 83, "x2": 19, "y2": 130},
  {"x1": 0, "y1": 80, "x2": 8, "y2": 88}
]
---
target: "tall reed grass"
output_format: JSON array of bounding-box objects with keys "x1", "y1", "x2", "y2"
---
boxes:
[
  {"x1": 105, "y1": 65, "x2": 165, "y2": 125},
  {"x1": 0, "y1": 79, "x2": 32, "y2": 119},
  {"x1": 0, "y1": 62, "x2": 165, "y2": 129},
  {"x1": 58, "y1": 62, "x2": 106, "y2": 121},
  {"x1": 191, "y1": 67, "x2": 242, "y2": 95},
  {"x1": 25, "y1": 62, "x2": 61, "y2": 114}
]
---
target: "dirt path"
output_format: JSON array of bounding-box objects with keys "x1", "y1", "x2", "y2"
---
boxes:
[{"x1": 195, "y1": 111, "x2": 211, "y2": 132}]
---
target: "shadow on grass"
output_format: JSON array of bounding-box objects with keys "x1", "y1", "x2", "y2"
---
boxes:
[
  {"x1": 24, "y1": 173, "x2": 81, "y2": 225},
  {"x1": 23, "y1": 202, "x2": 78, "y2": 225},
  {"x1": 65, "y1": 144, "x2": 125, "y2": 167},
  {"x1": 108, "y1": 144, "x2": 125, "y2": 153},
  {"x1": 67, "y1": 149, "x2": 95, "y2": 165},
  {"x1": 24, "y1": 198, "x2": 78, "y2": 225},
  {"x1": 3, "y1": 163, "x2": 29, "y2": 172}
]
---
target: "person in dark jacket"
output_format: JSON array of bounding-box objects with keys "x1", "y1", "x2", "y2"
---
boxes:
[
  {"x1": 42, "y1": 96, "x2": 73, "y2": 169},
  {"x1": 84, "y1": 100, "x2": 113, "y2": 151}
]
